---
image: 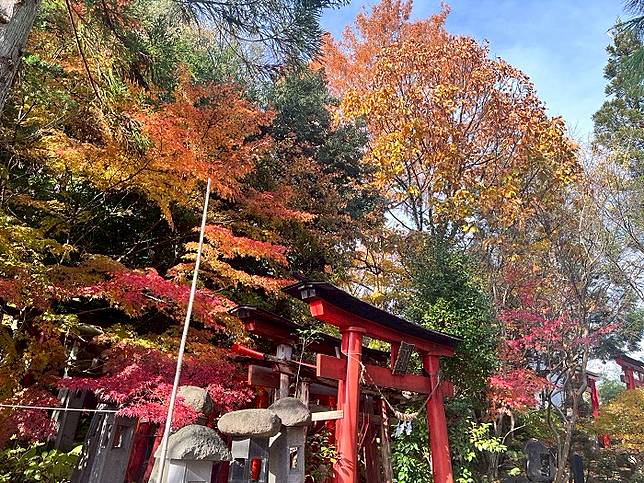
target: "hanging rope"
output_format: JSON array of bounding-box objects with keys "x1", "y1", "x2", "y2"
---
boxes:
[{"x1": 344, "y1": 350, "x2": 443, "y2": 423}]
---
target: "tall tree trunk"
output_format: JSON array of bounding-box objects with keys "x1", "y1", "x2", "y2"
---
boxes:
[{"x1": 0, "y1": 0, "x2": 41, "y2": 115}]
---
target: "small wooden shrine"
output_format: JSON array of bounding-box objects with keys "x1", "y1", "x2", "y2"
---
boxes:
[
  {"x1": 282, "y1": 281, "x2": 460, "y2": 483},
  {"x1": 230, "y1": 281, "x2": 461, "y2": 483}
]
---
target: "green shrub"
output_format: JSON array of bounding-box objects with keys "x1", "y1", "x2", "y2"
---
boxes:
[{"x1": 0, "y1": 442, "x2": 81, "y2": 483}]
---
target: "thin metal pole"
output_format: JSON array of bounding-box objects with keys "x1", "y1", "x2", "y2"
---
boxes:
[{"x1": 157, "y1": 178, "x2": 211, "y2": 482}]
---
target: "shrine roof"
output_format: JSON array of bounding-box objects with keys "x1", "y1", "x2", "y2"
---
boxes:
[
  {"x1": 283, "y1": 281, "x2": 461, "y2": 349},
  {"x1": 230, "y1": 304, "x2": 389, "y2": 363},
  {"x1": 231, "y1": 305, "x2": 299, "y2": 330},
  {"x1": 615, "y1": 353, "x2": 644, "y2": 371}
]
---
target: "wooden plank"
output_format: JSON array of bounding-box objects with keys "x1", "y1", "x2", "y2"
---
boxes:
[
  {"x1": 317, "y1": 354, "x2": 433, "y2": 394},
  {"x1": 248, "y1": 365, "x2": 279, "y2": 388},
  {"x1": 441, "y1": 380, "x2": 455, "y2": 398},
  {"x1": 249, "y1": 365, "x2": 337, "y2": 396},
  {"x1": 309, "y1": 383, "x2": 338, "y2": 396},
  {"x1": 311, "y1": 410, "x2": 344, "y2": 422},
  {"x1": 316, "y1": 353, "x2": 346, "y2": 380},
  {"x1": 392, "y1": 341, "x2": 414, "y2": 375}
]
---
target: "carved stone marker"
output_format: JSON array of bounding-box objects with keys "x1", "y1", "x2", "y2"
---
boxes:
[
  {"x1": 525, "y1": 439, "x2": 556, "y2": 482},
  {"x1": 51, "y1": 388, "x2": 95, "y2": 451},
  {"x1": 71, "y1": 407, "x2": 137, "y2": 483}
]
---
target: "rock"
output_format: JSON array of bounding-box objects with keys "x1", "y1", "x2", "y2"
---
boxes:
[
  {"x1": 268, "y1": 397, "x2": 311, "y2": 427},
  {"x1": 154, "y1": 424, "x2": 230, "y2": 462},
  {"x1": 525, "y1": 438, "x2": 556, "y2": 482},
  {"x1": 218, "y1": 409, "x2": 281, "y2": 437},
  {"x1": 178, "y1": 386, "x2": 213, "y2": 415}
]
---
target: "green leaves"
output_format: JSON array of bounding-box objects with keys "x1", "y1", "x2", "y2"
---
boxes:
[
  {"x1": 404, "y1": 235, "x2": 499, "y2": 400},
  {"x1": 0, "y1": 443, "x2": 81, "y2": 483}
]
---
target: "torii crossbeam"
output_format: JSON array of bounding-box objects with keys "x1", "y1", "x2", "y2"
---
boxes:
[{"x1": 283, "y1": 281, "x2": 461, "y2": 483}]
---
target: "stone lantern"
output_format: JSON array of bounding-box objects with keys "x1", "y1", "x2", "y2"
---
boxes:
[
  {"x1": 150, "y1": 424, "x2": 230, "y2": 483},
  {"x1": 267, "y1": 397, "x2": 311, "y2": 483},
  {"x1": 217, "y1": 408, "x2": 282, "y2": 483}
]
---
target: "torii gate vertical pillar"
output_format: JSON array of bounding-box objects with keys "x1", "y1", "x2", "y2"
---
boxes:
[
  {"x1": 588, "y1": 378, "x2": 600, "y2": 419},
  {"x1": 335, "y1": 327, "x2": 365, "y2": 483},
  {"x1": 625, "y1": 368, "x2": 636, "y2": 390},
  {"x1": 423, "y1": 354, "x2": 454, "y2": 483}
]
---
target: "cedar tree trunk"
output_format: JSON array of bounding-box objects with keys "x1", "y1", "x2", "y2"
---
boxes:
[{"x1": 0, "y1": 0, "x2": 41, "y2": 115}]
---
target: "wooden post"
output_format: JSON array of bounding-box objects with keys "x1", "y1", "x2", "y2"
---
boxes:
[
  {"x1": 390, "y1": 343, "x2": 399, "y2": 370},
  {"x1": 422, "y1": 354, "x2": 453, "y2": 483},
  {"x1": 335, "y1": 334, "x2": 348, "y2": 454},
  {"x1": 297, "y1": 380, "x2": 310, "y2": 404},
  {"x1": 276, "y1": 343, "x2": 293, "y2": 399},
  {"x1": 379, "y1": 398, "x2": 394, "y2": 483},
  {"x1": 334, "y1": 327, "x2": 364, "y2": 483}
]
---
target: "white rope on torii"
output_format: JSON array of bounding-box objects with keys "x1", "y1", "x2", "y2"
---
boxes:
[{"x1": 157, "y1": 177, "x2": 212, "y2": 482}]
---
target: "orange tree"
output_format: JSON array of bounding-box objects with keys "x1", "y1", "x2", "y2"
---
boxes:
[
  {"x1": 593, "y1": 388, "x2": 644, "y2": 451},
  {"x1": 322, "y1": 0, "x2": 578, "y2": 239},
  {"x1": 318, "y1": 2, "x2": 643, "y2": 482}
]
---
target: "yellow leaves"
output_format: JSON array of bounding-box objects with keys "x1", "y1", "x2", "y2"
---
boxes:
[
  {"x1": 553, "y1": 162, "x2": 578, "y2": 185},
  {"x1": 461, "y1": 223, "x2": 479, "y2": 235},
  {"x1": 593, "y1": 389, "x2": 644, "y2": 451}
]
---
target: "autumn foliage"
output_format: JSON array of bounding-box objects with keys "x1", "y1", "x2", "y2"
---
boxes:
[
  {"x1": 0, "y1": 1, "x2": 641, "y2": 481},
  {"x1": 50, "y1": 76, "x2": 273, "y2": 224},
  {"x1": 323, "y1": 0, "x2": 578, "y2": 233}
]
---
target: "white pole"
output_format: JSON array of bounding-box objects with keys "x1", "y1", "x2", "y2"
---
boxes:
[{"x1": 157, "y1": 178, "x2": 211, "y2": 482}]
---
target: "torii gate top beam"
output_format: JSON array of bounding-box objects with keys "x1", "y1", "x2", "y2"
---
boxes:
[
  {"x1": 283, "y1": 281, "x2": 460, "y2": 356},
  {"x1": 615, "y1": 354, "x2": 644, "y2": 390}
]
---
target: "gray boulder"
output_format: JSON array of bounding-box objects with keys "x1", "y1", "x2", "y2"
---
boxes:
[
  {"x1": 178, "y1": 386, "x2": 214, "y2": 416},
  {"x1": 269, "y1": 397, "x2": 311, "y2": 427},
  {"x1": 154, "y1": 424, "x2": 230, "y2": 461},
  {"x1": 217, "y1": 409, "x2": 281, "y2": 437}
]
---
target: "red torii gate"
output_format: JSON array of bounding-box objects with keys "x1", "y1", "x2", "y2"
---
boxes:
[
  {"x1": 586, "y1": 371, "x2": 601, "y2": 419},
  {"x1": 283, "y1": 281, "x2": 461, "y2": 483},
  {"x1": 615, "y1": 354, "x2": 644, "y2": 390}
]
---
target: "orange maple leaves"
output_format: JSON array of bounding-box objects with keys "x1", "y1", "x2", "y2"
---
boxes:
[
  {"x1": 137, "y1": 76, "x2": 273, "y2": 210},
  {"x1": 49, "y1": 74, "x2": 273, "y2": 224}
]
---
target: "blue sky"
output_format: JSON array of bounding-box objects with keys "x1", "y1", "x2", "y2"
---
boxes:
[{"x1": 321, "y1": 0, "x2": 624, "y2": 140}]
